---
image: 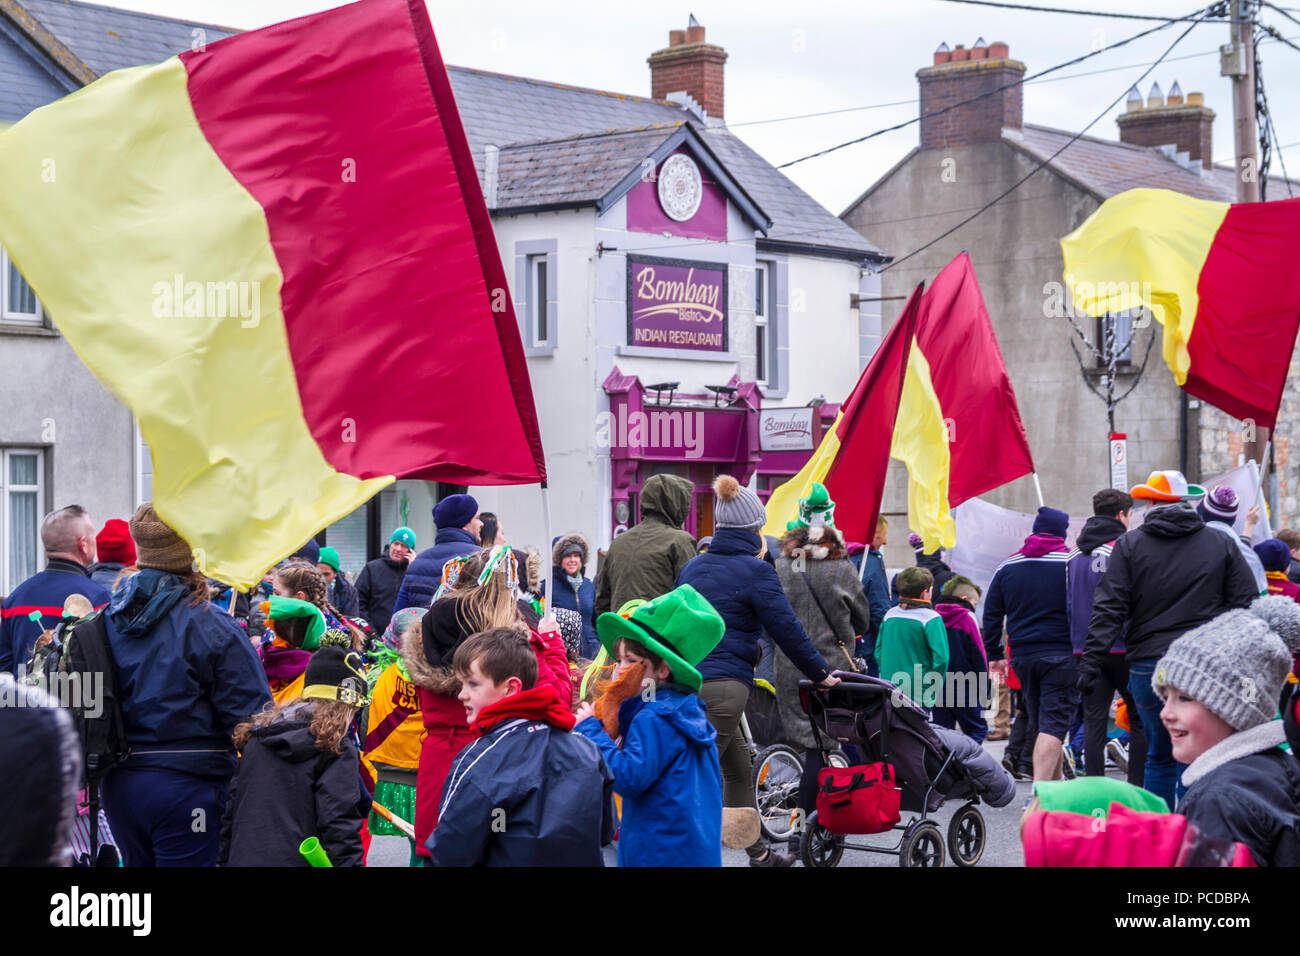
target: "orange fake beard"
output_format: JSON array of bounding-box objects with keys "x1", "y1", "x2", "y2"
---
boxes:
[{"x1": 594, "y1": 662, "x2": 647, "y2": 742}]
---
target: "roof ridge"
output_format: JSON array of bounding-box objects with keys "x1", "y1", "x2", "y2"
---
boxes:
[
  {"x1": 23, "y1": 0, "x2": 239, "y2": 34},
  {"x1": 500, "y1": 122, "x2": 686, "y2": 149},
  {"x1": 447, "y1": 64, "x2": 683, "y2": 110},
  {"x1": 1021, "y1": 122, "x2": 1178, "y2": 155}
]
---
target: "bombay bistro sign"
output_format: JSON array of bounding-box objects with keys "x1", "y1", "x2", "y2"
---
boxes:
[{"x1": 626, "y1": 255, "x2": 728, "y2": 352}]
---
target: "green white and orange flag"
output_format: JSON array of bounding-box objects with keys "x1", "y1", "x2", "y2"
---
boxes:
[
  {"x1": 0, "y1": 0, "x2": 546, "y2": 588},
  {"x1": 1061, "y1": 188, "x2": 1300, "y2": 429},
  {"x1": 763, "y1": 253, "x2": 1034, "y2": 549}
]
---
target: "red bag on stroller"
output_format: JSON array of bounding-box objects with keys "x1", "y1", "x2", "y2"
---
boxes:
[{"x1": 816, "y1": 763, "x2": 902, "y2": 835}]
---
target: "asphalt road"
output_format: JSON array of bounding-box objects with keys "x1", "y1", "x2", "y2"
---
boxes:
[{"x1": 367, "y1": 738, "x2": 1129, "y2": 868}]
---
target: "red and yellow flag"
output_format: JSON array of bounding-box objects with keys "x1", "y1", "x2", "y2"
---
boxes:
[
  {"x1": 764, "y1": 254, "x2": 1033, "y2": 549},
  {"x1": 1061, "y1": 188, "x2": 1300, "y2": 428},
  {"x1": 0, "y1": 0, "x2": 545, "y2": 588}
]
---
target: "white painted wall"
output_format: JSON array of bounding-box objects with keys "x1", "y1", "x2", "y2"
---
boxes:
[{"x1": 781, "y1": 255, "x2": 867, "y2": 409}]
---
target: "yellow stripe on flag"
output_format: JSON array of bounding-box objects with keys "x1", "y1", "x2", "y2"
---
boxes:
[
  {"x1": 761, "y1": 412, "x2": 843, "y2": 537},
  {"x1": 891, "y1": 343, "x2": 956, "y2": 552},
  {"x1": 1060, "y1": 188, "x2": 1227, "y2": 385},
  {"x1": 0, "y1": 60, "x2": 391, "y2": 588}
]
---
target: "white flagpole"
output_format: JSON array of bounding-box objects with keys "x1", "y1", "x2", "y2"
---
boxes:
[
  {"x1": 539, "y1": 481, "x2": 553, "y2": 616},
  {"x1": 1031, "y1": 472, "x2": 1045, "y2": 508}
]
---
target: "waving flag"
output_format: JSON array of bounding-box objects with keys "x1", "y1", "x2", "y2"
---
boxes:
[
  {"x1": 0, "y1": 0, "x2": 545, "y2": 588},
  {"x1": 1061, "y1": 188, "x2": 1300, "y2": 428},
  {"x1": 764, "y1": 254, "x2": 1033, "y2": 549},
  {"x1": 763, "y1": 285, "x2": 923, "y2": 544}
]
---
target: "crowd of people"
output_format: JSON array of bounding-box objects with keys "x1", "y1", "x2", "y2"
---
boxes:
[{"x1": 1, "y1": 465, "x2": 1298, "y2": 867}]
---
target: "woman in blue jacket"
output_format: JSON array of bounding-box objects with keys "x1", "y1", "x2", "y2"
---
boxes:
[
  {"x1": 98, "y1": 504, "x2": 272, "y2": 867},
  {"x1": 676, "y1": 476, "x2": 837, "y2": 867},
  {"x1": 550, "y1": 533, "x2": 598, "y2": 658}
]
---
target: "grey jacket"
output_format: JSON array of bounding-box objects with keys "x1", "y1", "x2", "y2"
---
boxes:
[
  {"x1": 773, "y1": 526, "x2": 872, "y2": 749},
  {"x1": 1203, "y1": 520, "x2": 1267, "y2": 596}
]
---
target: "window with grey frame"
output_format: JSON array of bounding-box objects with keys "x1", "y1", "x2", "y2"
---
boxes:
[
  {"x1": 515, "y1": 239, "x2": 557, "y2": 355},
  {"x1": 1095, "y1": 311, "x2": 1135, "y2": 367},
  {"x1": 2, "y1": 246, "x2": 44, "y2": 326},
  {"x1": 3, "y1": 448, "x2": 44, "y2": 593},
  {"x1": 755, "y1": 262, "x2": 770, "y2": 386}
]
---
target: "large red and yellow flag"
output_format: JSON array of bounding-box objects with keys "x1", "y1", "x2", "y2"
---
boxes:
[
  {"x1": 763, "y1": 285, "x2": 923, "y2": 545},
  {"x1": 0, "y1": 0, "x2": 545, "y2": 588},
  {"x1": 1061, "y1": 188, "x2": 1300, "y2": 428},
  {"x1": 764, "y1": 254, "x2": 1033, "y2": 549}
]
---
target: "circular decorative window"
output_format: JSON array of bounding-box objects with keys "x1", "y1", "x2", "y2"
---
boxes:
[{"x1": 657, "y1": 154, "x2": 703, "y2": 222}]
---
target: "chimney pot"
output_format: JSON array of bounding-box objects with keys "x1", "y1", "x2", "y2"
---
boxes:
[
  {"x1": 650, "y1": 23, "x2": 727, "y2": 120},
  {"x1": 1166, "y1": 80, "x2": 1184, "y2": 105},
  {"x1": 988, "y1": 40, "x2": 1009, "y2": 58},
  {"x1": 918, "y1": 39, "x2": 1024, "y2": 149},
  {"x1": 1187, "y1": 91, "x2": 1204, "y2": 106},
  {"x1": 1146, "y1": 81, "x2": 1163, "y2": 108}
]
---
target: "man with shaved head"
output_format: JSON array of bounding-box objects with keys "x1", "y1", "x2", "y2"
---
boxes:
[{"x1": 2, "y1": 505, "x2": 111, "y2": 676}]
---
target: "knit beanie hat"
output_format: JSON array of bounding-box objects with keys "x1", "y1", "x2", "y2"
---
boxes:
[
  {"x1": 290, "y1": 539, "x2": 320, "y2": 566},
  {"x1": 95, "y1": 519, "x2": 136, "y2": 566},
  {"x1": 1152, "y1": 604, "x2": 1294, "y2": 731},
  {"x1": 317, "y1": 546, "x2": 341, "y2": 573},
  {"x1": 433, "y1": 494, "x2": 479, "y2": 530},
  {"x1": 389, "y1": 527, "x2": 416, "y2": 549},
  {"x1": 1254, "y1": 538, "x2": 1291, "y2": 573},
  {"x1": 1197, "y1": 485, "x2": 1239, "y2": 524},
  {"x1": 302, "y1": 646, "x2": 369, "y2": 707},
  {"x1": 128, "y1": 503, "x2": 193, "y2": 574},
  {"x1": 712, "y1": 475, "x2": 766, "y2": 530},
  {"x1": 908, "y1": 532, "x2": 924, "y2": 552},
  {"x1": 1032, "y1": 506, "x2": 1069, "y2": 539}
]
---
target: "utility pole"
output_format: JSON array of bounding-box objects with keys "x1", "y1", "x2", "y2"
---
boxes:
[
  {"x1": 1223, "y1": 0, "x2": 1267, "y2": 474},
  {"x1": 1225, "y1": 0, "x2": 1260, "y2": 203}
]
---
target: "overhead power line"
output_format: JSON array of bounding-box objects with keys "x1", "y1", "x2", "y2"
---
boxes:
[
  {"x1": 777, "y1": 3, "x2": 1218, "y2": 168},
  {"x1": 933, "y1": 0, "x2": 1225, "y2": 19},
  {"x1": 880, "y1": 14, "x2": 1203, "y2": 273}
]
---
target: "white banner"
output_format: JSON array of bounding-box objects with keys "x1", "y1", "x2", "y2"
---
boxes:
[
  {"x1": 1189, "y1": 461, "x2": 1272, "y2": 544},
  {"x1": 948, "y1": 497, "x2": 1088, "y2": 601}
]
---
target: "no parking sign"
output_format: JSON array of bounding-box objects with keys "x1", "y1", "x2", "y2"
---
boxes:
[{"x1": 1109, "y1": 433, "x2": 1127, "y2": 491}]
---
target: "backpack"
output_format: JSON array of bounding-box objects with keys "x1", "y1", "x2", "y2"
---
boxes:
[{"x1": 48, "y1": 611, "x2": 130, "y2": 860}]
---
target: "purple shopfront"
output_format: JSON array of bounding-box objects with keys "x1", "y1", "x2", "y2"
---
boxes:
[{"x1": 603, "y1": 369, "x2": 762, "y2": 539}]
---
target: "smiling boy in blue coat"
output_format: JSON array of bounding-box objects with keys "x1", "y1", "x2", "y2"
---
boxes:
[{"x1": 574, "y1": 584, "x2": 726, "y2": 867}]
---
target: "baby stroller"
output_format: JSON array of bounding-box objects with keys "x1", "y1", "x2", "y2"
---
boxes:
[{"x1": 798, "y1": 671, "x2": 989, "y2": 868}]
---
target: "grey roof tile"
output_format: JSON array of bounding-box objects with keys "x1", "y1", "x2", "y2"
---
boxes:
[
  {"x1": 19, "y1": 0, "x2": 233, "y2": 75},
  {"x1": 495, "y1": 125, "x2": 681, "y2": 208},
  {"x1": 1014, "y1": 124, "x2": 1230, "y2": 202}
]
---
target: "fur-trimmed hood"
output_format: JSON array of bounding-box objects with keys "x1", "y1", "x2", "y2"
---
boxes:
[
  {"x1": 400, "y1": 620, "x2": 461, "y2": 695},
  {"x1": 780, "y1": 525, "x2": 847, "y2": 561},
  {"x1": 551, "y1": 533, "x2": 590, "y2": 571}
]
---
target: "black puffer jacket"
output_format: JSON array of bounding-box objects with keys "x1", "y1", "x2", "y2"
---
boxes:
[
  {"x1": 218, "y1": 711, "x2": 369, "y2": 867},
  {"x1": 355, "y1": 555, "x2": 408, "y2": 631},
  {"x1": 1178, "y1": 726, "x2": 1300, "y2": 867},
  {"x1": 1083, "y1": 502, "x2": 1257, "y2": 665}
]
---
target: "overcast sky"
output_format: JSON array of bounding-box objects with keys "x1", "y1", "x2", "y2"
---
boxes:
[{"x1": 120, "y1": 0, "x2": 1299, "y2": 219}]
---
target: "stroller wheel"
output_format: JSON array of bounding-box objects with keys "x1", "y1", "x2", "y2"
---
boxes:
[
  {"x1": 753, "y1": 744, "x2": 804, "y2": 842},
  {"x1": 947, "y1": 803, "x2": 985, "y2": 867},
  {"x1": 799, "y1": 811, "x2": 844, "y2": 869},
  {"x1": 899, "y1": 822, "x2": 945, "y2": 868}
]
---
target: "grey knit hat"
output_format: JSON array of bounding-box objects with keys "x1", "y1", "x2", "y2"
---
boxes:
[
  {"x1": 712, "y1": 475, "x2": 767, "y2": 530},
  {"x1": 1152, "y1": 604, "x2": 1294, "y2": 732}
]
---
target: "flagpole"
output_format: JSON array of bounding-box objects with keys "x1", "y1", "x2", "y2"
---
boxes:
[
  {"x1": 539, "y1": 481, "x2": 553, "y2": 616},
  {"x1": 1031, "y1": 472, "x2": 1045, "y2": 508},
  {"x1": 1249, "y1": 441, "x2": 1272, "y2": 537}
]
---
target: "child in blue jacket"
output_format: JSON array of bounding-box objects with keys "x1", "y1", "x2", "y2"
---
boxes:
[{"x1": 574, "y1": 584, "x2": 726, "y2": 867}]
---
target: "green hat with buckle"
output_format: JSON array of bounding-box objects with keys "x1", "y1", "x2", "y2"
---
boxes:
[{"x1": 595, "y1": 584, "x2": 725, "y2": 692}]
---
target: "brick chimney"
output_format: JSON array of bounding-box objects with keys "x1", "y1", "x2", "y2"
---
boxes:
[
  {"x1": 648, "y1": 18, "x2": 727, "y2": 120},
  {"x1": 917, "y1": 39, "x2": 1024, "y2": 149},
  {"x1": 1116, "y1": 81, "x2": 1214, "y2": 170}
]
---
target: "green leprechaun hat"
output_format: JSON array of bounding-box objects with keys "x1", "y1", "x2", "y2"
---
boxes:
[{"x1": 595, "y1": 584, "x2": 725, "y2": 692}]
